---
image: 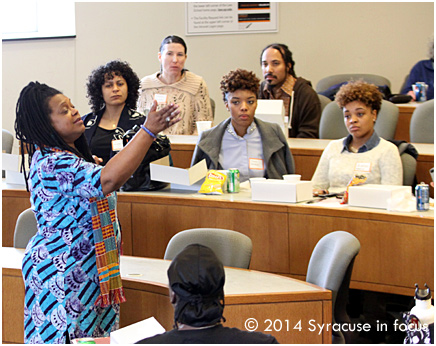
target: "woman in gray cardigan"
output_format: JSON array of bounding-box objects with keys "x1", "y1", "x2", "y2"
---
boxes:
[{"x1": 191, "y1": 69, "x2": 294, "y2": 182}]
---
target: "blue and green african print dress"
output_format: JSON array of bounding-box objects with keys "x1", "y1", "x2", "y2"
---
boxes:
[{"x1": 22, "y1": 148, "x2": 121, "y2": 344}]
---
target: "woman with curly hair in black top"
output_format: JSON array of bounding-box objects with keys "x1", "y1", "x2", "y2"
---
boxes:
[{"x1": 83, "y1": 60, "x2": 144, "y2": 165}]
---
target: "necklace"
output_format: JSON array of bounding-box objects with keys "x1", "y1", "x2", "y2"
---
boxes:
[{"x1": 349, "y1": 145, "x2": 359, "y2": 153}]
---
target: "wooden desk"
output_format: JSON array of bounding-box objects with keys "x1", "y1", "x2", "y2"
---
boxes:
[
  {"x1": 395, "y1": 102, "x2": 419, "y2": 142},
  {"x1": 2, "y1": 247, "x2": 332, "y2": 344},
  {"x1": 168, "y1": 136, "x2": 434, "y2": 196},
  {"x1": 3, "y1": 183, "x2": 433, "y2": 297}
]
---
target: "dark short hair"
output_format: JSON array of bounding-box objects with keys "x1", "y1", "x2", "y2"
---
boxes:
[
  {"x1": 260, "y1": 43, "x2": 296, "y2": 77},
  {"x1": 220, "y1": 69, "x2": 260, "y2": 102},
  {"x1": 86, "y1": 60, "x2": 140, "y2": 113},
  {"x1": 159, "y1": 35, "x2": 187, "y2": 55},
  {"x1": 335, "y1": 80, "x2": 383, "y2": 113},
  {"x1": 168, "y1": 244, "x2": 225, "y2": 328}
]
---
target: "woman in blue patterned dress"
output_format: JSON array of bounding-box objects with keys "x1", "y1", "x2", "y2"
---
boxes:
[{"x1": 15, "y1": 81, "x2": 180, "y2": 343}]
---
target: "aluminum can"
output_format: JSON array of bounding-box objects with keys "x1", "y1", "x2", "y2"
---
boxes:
[
  {"x1": 227, "y1": 168, "x2": 240, "y2": 193},
  {"x1": 73, "y1": 338, "x2": 96, "y2": 344},
  {"x1": 418, "y1": 82, "x2": 427, "y2": 102},
  {"x1": 415, "y1": 182, "x2": 429, "y2": 211}
]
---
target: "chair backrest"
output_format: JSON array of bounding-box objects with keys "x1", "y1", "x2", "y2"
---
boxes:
[
  {"x1": 14, "y1": 208, "x2": 38, "y2": 248},
  {"x1": 316, "y1": 73, "x2": 391, "y2": 93},
  {"x1": 2, "y1": 129, "x2": 14, "y2": 178},
  {"x1": 374, "y1": 100, "x2": 399, "y2": 140},
  {"x1": 306, "y1": 231, "x2": 361, "y2": 344},
  {"x1": 319, "y1": 102, "x2": 349, "y2": 139},
  {"x1": 2, "y1": 129, "x2": 14, "y2": 154},
  {"x1": 410, "y1": 99, "x2": 434, "y2": 143},
  {"x1": 318, "y1": 93, "x2": 331, "y2": 113},
  {"x1": 164, "y1": 228, "x2": 253, "y2": 269},
  {"x1": 401, "y1": 152, "x2": 417, "y2": 187},
  {"x1": 319, "y1": 100, "x2": 399, "y2": 140}
]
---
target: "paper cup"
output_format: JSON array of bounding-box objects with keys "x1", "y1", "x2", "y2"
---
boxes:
[
  {"x1": 196, "y1": 121, "x2": 212, "y2": 135},
  {"x1": 283, "y1": 174, "x2": 301, "y2": 182}
]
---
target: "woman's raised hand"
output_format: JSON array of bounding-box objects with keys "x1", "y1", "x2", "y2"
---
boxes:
[{"x1": 144, "y1": 100, "x2": 181, "y2": 135}]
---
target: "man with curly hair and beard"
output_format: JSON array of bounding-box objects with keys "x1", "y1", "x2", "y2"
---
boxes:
[
  {"x1": 259, "y1": 43, "x2": 321, "y2": 138},
  {"x1": 191, "y1": 68, "x2": 294, "y2": 183}
]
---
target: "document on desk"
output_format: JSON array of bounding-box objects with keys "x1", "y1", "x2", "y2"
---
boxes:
[{"x1": 110, "y1": 316, "x2": 165, "y2": 344}]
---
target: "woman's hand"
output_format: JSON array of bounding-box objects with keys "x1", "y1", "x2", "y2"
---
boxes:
[
  {"x1": 407, "y1": 90, "x2": 416, "y2": 101},
  {"x1": 101, "y1": 101, "x2": 180, "y2": 195},
  {"x1": 92, "y1": 155, "x2": 103, "y2": 165},
  {"x1": 144, "y1": 100, "x2": 181, "y2": 135},
  {"x1": 313, "y1": 189, "x2": 328, "y2": 197}
]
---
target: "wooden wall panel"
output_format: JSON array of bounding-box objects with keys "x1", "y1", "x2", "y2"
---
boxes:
[
  {"x1": 288, "y1": 212, "x2": 433, "y2": 294},
  {"x1": 117, "y1": 202, "x2": 132, "y2": 255},
  {"x1": 2, "y1": 196, "x2": 30, "y2": 247},
  {"x1": 2, "y1": 272, "x2": 25, "y2": 344},
  {"x1": 225, "y1": 301, "x2": 324, "y2": 344},
  {"x1": 131, "y1": 203, "x2": 289, "y2": 273}
]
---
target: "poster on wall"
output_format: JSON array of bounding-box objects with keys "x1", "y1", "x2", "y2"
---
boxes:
[{"x1": 186, "y1": 2, "x2": 278, "y2": 36}]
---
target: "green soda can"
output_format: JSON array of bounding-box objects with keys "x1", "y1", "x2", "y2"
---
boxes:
[
  {"x1": 73, "y1": 338, "x2": 96, "y2": 344},
  {"x1": 227, "y1": 168, "x2": 240, "y2": 193}
]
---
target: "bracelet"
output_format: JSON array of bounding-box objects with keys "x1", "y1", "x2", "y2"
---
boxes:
[{"x1": 141, "y1": 125, "x2": 157, "y2": 139}]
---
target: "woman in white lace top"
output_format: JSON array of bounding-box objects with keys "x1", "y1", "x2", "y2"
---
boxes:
[{"x1": 137, "y1": 35, "x2": 213, "y2": 135}]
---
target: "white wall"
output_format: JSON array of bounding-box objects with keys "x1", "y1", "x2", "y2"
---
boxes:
[{"x1": 3, "y1": 2, "x2": 434, "y2": 152}]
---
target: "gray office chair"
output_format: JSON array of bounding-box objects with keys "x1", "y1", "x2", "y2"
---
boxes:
[
  {"x1": 398, "y1": 142, "x2": 417, "y2": 187},
  {"x1": 319, "y1": 102, "x2": 349, "y2": 139},
  {"x1": 410, "y1": 99, "x2": 434, "y2": 143},
  {"x1": 2, "y1": 129, "x2": 14, "y2": 178},
  {"x1": 306, "y1": 231, "x2": 361, "y2": 344},
  {"x1": 316, "y1": 74, "x2": 391, "y2": 93},
  {"x1": 318, "y1": 93, "x2": 332, "y2": 113},
  {"x1": 375, "y1": 100, "x2": 399, "y2": 140},
  {"x1": 14, "y1": 208, "x2": 38, "y2": 248},
  {"x1": 164, "y1": 228, "x2": 253, "y2": 269},
  {"x1": 2, "y1": 129, "x2": 13, "y2": 153},
  {"x1": 319, "y1": 100, "x2": 399, "y2": 140}
]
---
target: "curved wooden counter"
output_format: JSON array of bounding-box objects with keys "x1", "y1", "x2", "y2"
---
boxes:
[{"x1": 2, "y1": 248, "x2": 331, "y2": 344}]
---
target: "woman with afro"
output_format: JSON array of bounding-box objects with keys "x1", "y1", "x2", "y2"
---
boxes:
[{"x1": 311, "y1": 80, "x2": 402, "y2": 195}]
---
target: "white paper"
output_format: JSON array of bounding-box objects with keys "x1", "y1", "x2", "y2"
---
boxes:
[
  {"x1": 6, "y1": 170, "x2": 26, "y2": 185},
  {"x1": 150, "y1": 158, "x2": 207, "y2": 186},
  {"x1": 2, "y1": 153, "x2": 20, "y2": 171},
  {"x1": 110, "y1": 316, "x2": 165, "y2": 344},
  {"x1": 254, "y1": 100, "x2": 287, "y2": 137}
]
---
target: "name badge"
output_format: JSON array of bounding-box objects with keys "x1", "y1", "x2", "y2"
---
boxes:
[
  {"x1": 154, "y1": 94, "x2": 168, "y2": 104},
  {"x1": 355, "y1": 162, "x2": 371, "y2": 173},
  {"x1": 112, "y1": 139, "x2": 124, "y2": 152},
  {"x1": 249, "y1": 158, "x2": 264, "y2": 170}
]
